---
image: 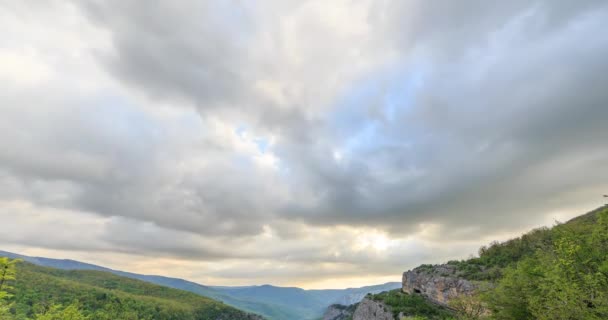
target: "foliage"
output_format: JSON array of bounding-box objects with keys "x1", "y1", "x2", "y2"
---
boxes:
[
  {"x1": 444, "y1": 227, "x2": 553, "y2": 282},
  {"x1": 408, "y1": 206, "x2": 608, "y2": 320},
  {"x1": 35, "y1": 303, "x2": 88, "y2": 320},
  {"x1": 0, "y1": 258, "x2": 20, "y2": 301},
  {"x1": 448, "y1": 294, "x2": 486, "y2": 320},
  {"x1": 477, "y1": 227, "x2": 553, "y2": 270},
  {"x1": 0, "y1": 258, "x2": 261, "y2": 320},
  {"x1": 0, "y1": 302, "x2": 11, "y2": 320},
  {"x1": 0, "y1": 258, "x2": 18, "y2": 320},
  {"x1": 371, "y1": 290, "x2": 454, "y2": 320},
  {"x1": 483, "y1": 208, "x2": 608, "y2": 319}
]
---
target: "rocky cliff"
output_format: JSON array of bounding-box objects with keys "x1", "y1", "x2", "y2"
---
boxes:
[
  {"x1": 323, "y1": 289, "x2": 457, "y2": 320},
  {"x1": 352, "y1": 298, "x2": 394, "y2": 320},
  {"x1": 322, "y1": 304, "x2": 357, "y2": 320},
  {"x1": 402, "y1": 264, "x2": 477, "y2": 306},
  {"x1": 322, "y1": 263, "x2": 478, "y2": 320},
  {"x1": 323, "y1": 298, "x2": 394, "y2": 320}
]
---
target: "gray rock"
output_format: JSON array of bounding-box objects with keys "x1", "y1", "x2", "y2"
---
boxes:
[
  {"x1": 402, "y1": 264, "x2": 476, "y2": 306},
  {"x1": 352, "y1": 297, "x2": 394, "y2": 320},
  {"x1": 322, "y1": 304, "x2": 356, "y2": 320}
]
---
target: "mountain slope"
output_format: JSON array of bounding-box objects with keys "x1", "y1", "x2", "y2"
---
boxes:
[
  {"x1": 5, "y1": 261, "x2": 262, "y2": 319},
  {"x1": 0, "y1": 250, "x2": 302, "y2": 319},
  {"x1": 212, "y1": 283, "x2": 401, "y2": 320},
  {"x1": 0, "y1": 250, "x2": 219, "y2": 297},
  {"x1": 382, "y1": 205, "x2": 608, "y2": 319},
  {"x1": 320, "y1": 205, "x2": 608, "y2": 320},
  {"x1": 0, "y1": 250, "x2": 399, "y2": 320},
  {"x1": 310, "y1": 282, "x2": 402, "y2": 306},
  {"x1": 213, "y1": 285, "x2": 325, "y2": 319}
]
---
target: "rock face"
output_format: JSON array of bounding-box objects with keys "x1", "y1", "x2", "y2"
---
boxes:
[
  {"x1": 352, "y1": 298, "x2": 394, "y2": 320},
  {"x1": 402, "y1": 264, "x2": 476, "y2": 306},
  {"x1": 322, "y1": 304, "x2": 356, "y2": 320}
]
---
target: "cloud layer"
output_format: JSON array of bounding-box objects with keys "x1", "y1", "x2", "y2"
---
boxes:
[{"x1": 1, "y1": 0, "x2": 607, "y2": 288}]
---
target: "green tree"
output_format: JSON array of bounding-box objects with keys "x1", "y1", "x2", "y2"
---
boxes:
[
  {"x1": 486, "y1": 209, "x2": 608, "y2": 319},
  {"x1": 528, "y1": 211, "x2": 608, "y2": 319},
  {"x1": 484, "y1": 258, "x2": 537, "y2": 320},
  {"x1": 448, "y1": 294, "x2": 487, "y2": 320},
  {"x1": 36, "y1": 303, "x2": 88, "y2": 320},
  {"x1": 0, "y1": 257, "x2": 19, "y2": 300},
  {"x1": 0, "y1": 303, "x2": 11, "y2": 320},
  {"x1": 0, "y1": 257, "x2": 20, "y2": 320}
]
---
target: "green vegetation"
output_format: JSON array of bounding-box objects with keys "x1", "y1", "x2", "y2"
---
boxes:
[
  {"x1": 370, "y1": 206, "x2": 608, "y2": 320},
  {"x1": 0, "y1": 251, "x2": 401, "y2": 320},
  {"x1": 0, "y1": 258, "x2": 261, "y2": 320},
  {"x1": 33, "y1": 303, "x2": 87, "y2": 320},
  {"x1": 370, "y1": 290, "x2": 454, "y2": 320},
  {"x1": 482, "y1": 207, "x2": 608, "y2": 319},
  {"x1": 444, "y1": 206, "x2": 608, "y2": 319},
  {"x1": 0, "y1": 258, "x2": 18, "y2": 300},
  {"x1": 445, "y1": 226, "x2": 553, "y2": 282},
  {"x1": 0, "y1": 258, "x2": 20, "y2": 320}
]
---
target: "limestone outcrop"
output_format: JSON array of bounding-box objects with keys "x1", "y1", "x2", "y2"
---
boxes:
[
  {"x1": 322, "y1": 304, "x2": 356, "y2": 320},
  {"x1": 402, "y1": 264, "x2": 477, "y2": 306},
  {"x1": 352, "y1": 298, "x2": 394, "y2": 320}
]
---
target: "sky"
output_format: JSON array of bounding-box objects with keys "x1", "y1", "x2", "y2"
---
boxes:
[{"x1": 1, "y1": 0, "x2": 608, "y2": 289}]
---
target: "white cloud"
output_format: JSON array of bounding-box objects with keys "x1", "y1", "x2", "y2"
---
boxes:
[{"x1": 0, "y1": 0, "x2": 607, "y2": 287}]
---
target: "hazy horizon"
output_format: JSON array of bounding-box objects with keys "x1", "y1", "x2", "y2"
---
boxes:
[
  {"x1": 0, "y1": 204, "x2": 600, "y2": 290},
  {"x1": 1, "y1": 1, "x2": 607, "y2": 289}
]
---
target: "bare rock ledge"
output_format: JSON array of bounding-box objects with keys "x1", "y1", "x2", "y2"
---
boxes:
[{"x1": 402, "y1": 264, "x2": 477, "y2": 306}]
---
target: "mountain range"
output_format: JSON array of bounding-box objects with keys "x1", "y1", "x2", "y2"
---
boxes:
[
  {"x1": 5, "y1": 260, "x2": 262, "y2": 319},
  {"x1": 0, "y1": 250, "x2": 399, "y2": 320}
]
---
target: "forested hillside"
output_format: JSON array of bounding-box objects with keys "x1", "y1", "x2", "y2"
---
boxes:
[
  {"x1": 0, "y1": 259, "x2": 262, "y2": 320},
  {"x1": 0, "y1": 250, "x2": 399, "y2": 320},
  {"x1": 477, "y1": 206, "x2": 608, "y2": 319},
  {"x1": 365, "y1": 206, "x2": 608, "y2": 320}
]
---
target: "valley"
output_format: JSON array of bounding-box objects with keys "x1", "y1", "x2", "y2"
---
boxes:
[{"x1": 3, "y1": 206, "x2": 607, "y2": 319}]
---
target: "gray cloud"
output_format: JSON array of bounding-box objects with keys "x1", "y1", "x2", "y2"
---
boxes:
[
  {"x1": 275, "y1": 0, "x2": 608, "y2": 233},
  {"x1": 1, "y1": 0, "x2": 607, "y2": 286},
  {"x1": 81, "y1": 1, "x2": 258, "y2": 107}
]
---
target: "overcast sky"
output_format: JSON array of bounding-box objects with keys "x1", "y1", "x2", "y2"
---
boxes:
[{"x1": 1, "y1": 0, "x2": 608, "y2": 289}]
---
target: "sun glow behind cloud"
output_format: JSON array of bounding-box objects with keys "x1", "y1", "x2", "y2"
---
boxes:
[
  {"x1": 0, "y1": 0, "x2": 607, "y2": 289},
  {"x1": 354, "y1": 231, "x2": 395, "y2": 252}
]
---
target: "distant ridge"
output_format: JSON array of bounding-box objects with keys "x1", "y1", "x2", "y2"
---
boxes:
[
  {"x1": 0, "y1": 250, "x2": 399, "y2": 320},
  {"x1": 7, "y1": 260, "x2": 263, "y2": 319}
]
